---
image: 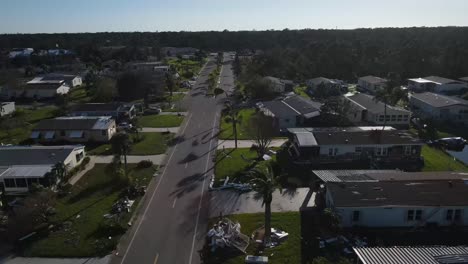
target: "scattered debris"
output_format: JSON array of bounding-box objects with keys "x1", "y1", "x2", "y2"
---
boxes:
[
  {"x1": 252, "y1": 227, "x2": 289, "y2": 248},
  {"x1": 262, "y1": 154, "x2": 272, "y2": 161},
  {"x1": 245, "y1": 255, "x2": 268, "y2": 263},
  {"x1": 207, "y1": 218, "x2": 250, "y2": 253}
]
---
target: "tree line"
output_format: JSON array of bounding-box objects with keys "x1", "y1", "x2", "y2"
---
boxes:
[{"x1": 1, "y1": 27, "x2": 468, "y2": 81}]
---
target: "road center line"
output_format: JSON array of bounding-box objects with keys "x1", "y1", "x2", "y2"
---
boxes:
[
  {"x1": 189, "y1": 112, "x2": 218, "y2": 264},
  {"x1": 185, "y1": 162, "x2": 188, "y2": 169},
  {"x1": 119, "y1": 113, "x2": 192, "y2": 264},
  {"x1": 172, "y1": 198, "x2": 177, "y2": 208}
]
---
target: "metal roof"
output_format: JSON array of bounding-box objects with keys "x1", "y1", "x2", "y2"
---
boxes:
[
  {"x1": 410, "y1": 92, "x2": 468, "y2": 108},
  {"x1": 295, "y1": 132, "x2": 317, "y2": 147},
  {"x1": 0, "y1": 145, "x2": 82, "y2": 166},
  {"x1": 314, "y1": 170, "x2": 468, "y2": 183},
  {"x1": 354, "y1": 246, "x2": 468, "y2": 264},
  {"x1": 346, "y1": 93, "x2": 409, "y2": 114},
  {"x1": 0, "y1": 165, "x2": 53, "y2": 178}
]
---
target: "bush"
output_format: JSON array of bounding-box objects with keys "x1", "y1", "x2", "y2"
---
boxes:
[
  {"x1": 137, "y1": 160, "x2": 153, "y2": 169},
  {"x1": 82, "y1": 156, "x2": 91, "y2": 165}
]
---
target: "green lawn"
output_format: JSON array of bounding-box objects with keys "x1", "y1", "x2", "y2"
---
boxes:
[
  {"x1": 204, "y1": 212, "x2": 301, "y2": 264},
  {"x1": 167, "y1": 58, "x2": 203, "y2": 80},
  {"x1": 294, "y1": 85, "x2": 310, "y2": 99},
  {"x1": 219, "y1": 108, "x2": 257, "y2": 140},
  {"x1": 422, "y1": 145, "x2": 468, "y2": 171},
  {"x1": 0, "y1": 106, "x2": 58, "y2": 144},
  {"x1": 215, "y1": 148, "x2": 258, "y2": 185},
  {"x1": 68, "y1": 86, "x2": 92, "y2": 103},
  {"x1": 24, "y1": 164, "x2": 157, "y2": 257},
  {"x1": 130, "y1": 132, "x2": 173, "y2": 155},
  {"x1": 87, "y1": 132, "x2": 173, "y2": 156},
  {"x1": 139, "y1": 114, "x2": 184, "y2": 128}
]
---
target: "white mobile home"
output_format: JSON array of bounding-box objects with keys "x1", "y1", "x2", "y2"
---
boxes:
[{"x1": 409, "y1": 92, "x2": 468, "y2": 125}]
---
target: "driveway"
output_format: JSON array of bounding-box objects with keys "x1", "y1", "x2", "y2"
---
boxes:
[
  {"x1": 209, "y1": 188, "x2": 314, "y2": 217},
  {"x1": 216, "y1": 139, "x2": 287, "y2": 149}
]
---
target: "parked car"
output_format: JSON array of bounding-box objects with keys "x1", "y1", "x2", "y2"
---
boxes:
[{"x1": 117, "y1": 122, "x2": 133, "y2": 131}]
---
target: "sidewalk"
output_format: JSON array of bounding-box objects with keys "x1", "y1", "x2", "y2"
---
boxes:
[
  {"x1": 90, "y1": 154, "x2": 166, "y2": 165},
  {"x1": 141, "y1": 127, "x2": 179, "y2": 133},
  {"x1": 216, "y1": 139, "x2": 287, "y2": 149}
]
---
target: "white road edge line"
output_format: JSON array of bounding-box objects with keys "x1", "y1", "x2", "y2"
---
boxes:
[
  {"x1": 120, "y1": 113, "x2": 192, "y2": 264},
  {"x1": 185, "y1": 162, "x2": 188, "y2": 169},
  {"x1": 172, "y1": 198, "x2": 177, "y2": 208},
  {"x1": 189, "y1": 112, "x2": 218, "y2": 264}
]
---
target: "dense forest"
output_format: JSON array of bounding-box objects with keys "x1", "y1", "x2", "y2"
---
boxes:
[{"x1": 1, "y1": 27, "x2": 468, "y2": 81}]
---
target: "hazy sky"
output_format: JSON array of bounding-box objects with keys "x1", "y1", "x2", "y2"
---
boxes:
[{"x1": 1, "y1": 0, "x2": 468, "y2": 33}]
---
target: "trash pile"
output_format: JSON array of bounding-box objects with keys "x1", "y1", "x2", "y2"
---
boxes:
[
  {"x1": 103, "y1": 197, "x2": 135, "y2": 220},
  {"x1": 209, "y1": 175, "x2": 252, "y2": 192},
  {"x1": 207, "y1": 218, "x2": 250, "y2": 253},
  {"x1": 252, "y1": 227, "x2": 289, "y2": 248},
  {"x1": 318, "y1": 235, "x2": 368, "y2": 256}
]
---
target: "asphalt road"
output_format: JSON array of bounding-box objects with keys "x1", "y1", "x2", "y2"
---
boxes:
[{"x1": 111, "y1": 53, "x2": 235, "y2": 264}]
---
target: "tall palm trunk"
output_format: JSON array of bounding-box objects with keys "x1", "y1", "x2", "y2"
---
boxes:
[
  {"x1": 264, "y1": 201, "x2": 272, "y2": 246},
  {"x1": 233, "y1": 119, "x2": 238, "y2": 149}
]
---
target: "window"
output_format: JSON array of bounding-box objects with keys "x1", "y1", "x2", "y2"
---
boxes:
[
  {"x1": 385, "y1": 115, "x2": 391, "y2": 121},
  {"x1": 4, "y1": 178, "x2": 15, "y2": 188},
  {"x1": 404, "y1": 146, "x2": 411, "y2": 155},
  {"x1": 328, "y1": 148, "x2": 334, "y2": 156},
  {"x1": 407, "y1": 210, "x2": 414, "y2": 221},
  {"x1": 446, "y1": 209, "x2": 453, "y2": 220},
  {"x1": 355, "y1": 147, "x2": 362, "y2": 153},
  {"x1": 415, "y1": 210, "x2": 422, "y2": 221},
  {"x1": 376, "y1": 148, "x2": 382, "y2": 156},
  {"x1": 76, "y1": 152, "x2": 84, "y2": 162},
  {"x1": 334, "y1": 148, "x2": 338, "y2": 156},
  {"x1": 101, "y1": 130, "x2": 107, "y2": 136},
  {"x1": 352, "y1": 211, "x2": 360, "y2": 222},
  {"x1": 379, "y1": 115, "x2": 384, "y2": 122},
  {"x1": 397, "y1": 115, "x2": 402, "y2": 121},
  {"x1": 382, "y1": 148, "x2": 388, "y2": 156},
  {"x1": 15, "y1": 178, "x2": 27, "y2": 188},
  {"x1": 403, "y1": 115, "x2": 409, "y2": 121},
  {"x1": 447, "y1": 209, "x2": 462, "y2": 221},
  {"x1": 407, "y1": 210, "x2": 422, "y2": 221},
  {"x1": 391, "y1": 115, "x2": 396, "y2": 121}
]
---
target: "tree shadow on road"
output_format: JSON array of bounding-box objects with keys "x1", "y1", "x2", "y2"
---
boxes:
[{"x1": 178, "y1": 152, "x2": 199, "y2": 164}]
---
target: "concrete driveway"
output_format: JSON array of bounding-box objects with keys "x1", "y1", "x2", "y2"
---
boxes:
[{"x1": 209, "y1": 188, "x2": 314, "y2": 217}]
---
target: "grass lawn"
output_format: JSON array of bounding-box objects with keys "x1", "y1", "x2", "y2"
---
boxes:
[
  {"x1": 204, "y1": 212, "x2": 301, "y2": 264},
  {"x1": 139, "y1": 114, "x2": 184, "y2": 128},
  {"x1": 294, "y1": 85, "x2": 310, "y2": 99},
  {"x1": 23, "y1": 164, "x2": 157, "y2": 257},
  {"x1": 130, "y1": 132, "x2": 173, "y2": 155},
  {"x1": 68, "y1": 86, "x2": 92, "y2": 103},
  {"x1": 87, "y1": 132, "x2": 173, "y2": 156},
  {"x1": 0, "y1": 106, "x2": 58, "y2": 144},
  {"x1": 422, "y1": 145, "x2": 468, "y2": 171},
  {"x1": 219, "y1": 108, "x2": 257, "y2": 140},
  {"x1": 167, "y1": 58, "x2": 203, "y2": 80},
  {"x1": 215, "y1": 148, "x2": 258, "y2": 185}
]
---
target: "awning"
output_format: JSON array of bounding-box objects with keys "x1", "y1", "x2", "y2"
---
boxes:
[
  {"x1": 69, "y1": 130, "x2": 84, "y2": 138},
  {"x1": 44, "y1": 131, "x2": 55, "y2": 139},
  {"x1": 30, "y1": 131, "x2": 40, "y2": 139}
]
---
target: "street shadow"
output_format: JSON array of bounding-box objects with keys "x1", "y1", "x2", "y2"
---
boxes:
[
  {"x1": 178, "y1": 152, "x2": 199, "y2": 164},
  {"x1": 168, "y1": 135, "x2": 185, "y2": 147},
  {"x1": 191, "y1": 91, "x2": 204, "y2": 97},
  {"x1": 170, "y1": 173, "x2": 207, "y2": 198}
]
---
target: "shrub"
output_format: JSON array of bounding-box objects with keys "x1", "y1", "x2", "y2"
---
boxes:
[{"x1": 137, "y1": 160, "x2": 153, "y2": 169}]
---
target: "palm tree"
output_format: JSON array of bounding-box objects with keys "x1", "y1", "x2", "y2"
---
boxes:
[
  {"x1": 222, "y1": 101, "x2": 241, "y2": 149},
  {"x1": 111, "y1": 132, "x2": 131, "y2": 174},
  {"x1": 374, "y1": 72, "x2": 404, "y2": 131},
  {"x1": 248, "y1": 164, "x2": 282, "y2": 246}
]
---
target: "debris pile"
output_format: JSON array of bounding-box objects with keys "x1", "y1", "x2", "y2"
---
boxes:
[
  {"x1": 207, "y1": 218, "x2": 250, "y2": 253},
  {"x1": 318, "y1": 235, "x2": 368, "y2": 256},
  {"x1": 252, "y1": 227, "x2": 289, "y2": 247},
  {"x1": 104, "y1": 197, "x2": 135, "y2": 220}
]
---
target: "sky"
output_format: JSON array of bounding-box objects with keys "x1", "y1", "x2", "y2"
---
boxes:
[{"x1": 1, "y1": 0, "x2": 468, "y2": 34}]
